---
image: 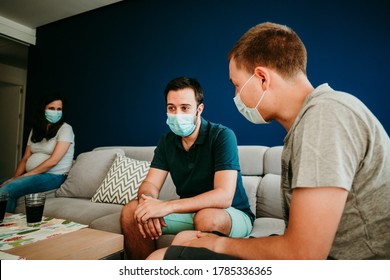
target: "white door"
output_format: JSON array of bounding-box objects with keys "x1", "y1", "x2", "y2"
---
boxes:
[{"x1": 0, "y1": 84, "x2": 23, "y2": 179}]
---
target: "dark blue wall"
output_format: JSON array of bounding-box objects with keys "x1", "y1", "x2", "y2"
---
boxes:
[{"x1": 26, "y1": 0, "x2": 389, "y2": 156}]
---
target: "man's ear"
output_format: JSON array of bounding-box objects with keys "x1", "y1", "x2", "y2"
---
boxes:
[
  {"x1": 254, "y1": 66, "x2": 271, "y2": 90},
  {"x1": 197, "y1": 103, "x2": 205, "y2": 116}
]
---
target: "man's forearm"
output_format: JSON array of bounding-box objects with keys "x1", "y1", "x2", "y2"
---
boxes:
[
  {"x1": 138, "y1": 180, "x2": 160, "y2": 200},
  {"x1": 214, "y1": 234, "x2": 294, "y2": 260},
  {"x1": 168, "y1": 188, "x2": 232, "y2": 214}
]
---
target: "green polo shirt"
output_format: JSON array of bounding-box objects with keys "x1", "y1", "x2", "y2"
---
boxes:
[{"x1": 151, "y1": 117, "x2": 255, "y2": 223}]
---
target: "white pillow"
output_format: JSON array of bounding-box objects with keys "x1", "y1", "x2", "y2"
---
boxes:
[{"x1": 91, "y1": 153, "x2": 150, "y2": 205}]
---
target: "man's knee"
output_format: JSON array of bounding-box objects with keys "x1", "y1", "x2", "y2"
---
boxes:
[
  {"x1": 121, "y1": 200, "x2": 138, "y2": 228},
  {"x1": 193, "y1": 208, "x2": 231, "y2": 233},
  {"x1": 172, "y1": 230, "x2": 199, "y2": 245}
]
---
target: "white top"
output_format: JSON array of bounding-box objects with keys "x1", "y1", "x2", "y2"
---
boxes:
[{"x1": 26, "y1": 122, "x2": 75, "y2": 175}]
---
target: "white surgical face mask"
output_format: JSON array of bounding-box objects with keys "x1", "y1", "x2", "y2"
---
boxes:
[
  {"x1": 45, "y1": 109, "x2": 62, "y2": 124},
  {"x1": 166, "y1": 111, "x2": 197, "y2": 137},
  {"x1": 233, "y1": 74, "x2": 270, "y2": 124}
]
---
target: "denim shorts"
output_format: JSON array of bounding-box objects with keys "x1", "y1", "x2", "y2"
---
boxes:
[{"x1": 161, "y1": 207, "x2": 253, "y2": 238}]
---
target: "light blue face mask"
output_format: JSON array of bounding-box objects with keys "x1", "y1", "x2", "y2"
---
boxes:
[
  {"x1": 233, "y1": 74, "x2": 270, "y2": 124},
  {"x1": 45, "y1": 109, "x2": 62, "y2": 124},
  {"x1": 166, "y1": 112, "x2": 197, "y2": 137}
]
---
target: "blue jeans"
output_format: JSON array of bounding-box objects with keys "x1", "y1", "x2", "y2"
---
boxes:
[{"x1": 0, "y1": 173, "x2": 66, "y2": 213}]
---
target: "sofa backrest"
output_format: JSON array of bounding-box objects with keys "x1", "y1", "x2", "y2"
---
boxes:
[
  {"x1": 94, "y1": 145, "x2": 284, "y2": 220},
  {"x1": 94, "y1": 145, "x2": 273, "y2": 175},
  {"x1": 238, "y1": 146, "x2": 283, "y2": 219}
]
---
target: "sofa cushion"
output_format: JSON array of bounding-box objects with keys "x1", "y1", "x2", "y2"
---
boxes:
[
  {"x1": 43, "y1": 197, "x2": 123, "y2": 226},
  {"x1": 256, "y1": 174, "x2": 283, "y2": 219},
  {"x1": 242, "y1": 176, "x2": 261, "y2": 215},
  {"x1": 249, "y1": 217, "x2": 286, "y2": 237},
  {"x1": 158, "y1": 173, "x2": 179, "y2": 200},
  {"x1": 56, "y1": 149, "x2": 124, "y2": 199},
  {"x1": 263, "y1": 146, "x2": 283, "y2": 175},
  {"x1": 238, "y1": 146, "x2": 268, "y2": 176},
  {"x1": 91, "y1": 154, "x2": 150, "y2": 205},
  {"x1": 89, "y1": 212, "x2": 122, "y2": 234}
]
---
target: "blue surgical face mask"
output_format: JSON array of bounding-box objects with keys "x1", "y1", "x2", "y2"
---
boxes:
[
  {"x1": 45, "y1": 109, "x2": 62, "y2": 124},
  {"x1": 166, "y1": 111, "x2": 197, "y2": 137},
  {"x1": 233, "y1": 74, "x2": 270, "y2": 124}
]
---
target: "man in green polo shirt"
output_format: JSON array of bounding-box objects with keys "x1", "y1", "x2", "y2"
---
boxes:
[{"x1": 120, "y1": 76, "x2": 254, "y2": 259}]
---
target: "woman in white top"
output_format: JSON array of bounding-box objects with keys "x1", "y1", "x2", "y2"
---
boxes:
[{"x1": 0, "y1": 94, "x2": 74, "y2": 213}]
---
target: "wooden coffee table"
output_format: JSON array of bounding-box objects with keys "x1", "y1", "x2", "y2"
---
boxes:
[{"x1": 3, "y1": 228, "x2": 123, "y2": 260}]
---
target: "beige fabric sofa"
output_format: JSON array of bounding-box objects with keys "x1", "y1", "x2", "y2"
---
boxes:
[{"x1": 16, "y1": 145, "x2": 285, "y2": 248}]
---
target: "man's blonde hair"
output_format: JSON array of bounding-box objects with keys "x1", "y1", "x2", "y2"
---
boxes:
[{"x1": 228, "y1": 22, "x2": 307, "y2": 78}]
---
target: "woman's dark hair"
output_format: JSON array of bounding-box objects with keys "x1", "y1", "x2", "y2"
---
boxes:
[
  {"x1": 31, "y1": 94, "x2": 65, "y2": 143},
  {"x1": 164, "y1": 77, "x2": 204, "y2": 105}
]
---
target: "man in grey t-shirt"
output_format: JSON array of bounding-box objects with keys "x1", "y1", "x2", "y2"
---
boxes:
[
  {"x1": 151, "y1": 22, "x2": 389, "y2": 260},
  {"x1": 281, "y1": 83, "x2": 389, "y2": 259}
]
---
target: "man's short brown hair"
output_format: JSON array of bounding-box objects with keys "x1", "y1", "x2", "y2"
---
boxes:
[{"x1": 228, "y1": 22, "x2": 307, "y2": 78}]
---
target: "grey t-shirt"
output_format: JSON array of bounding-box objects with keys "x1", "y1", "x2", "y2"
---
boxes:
[
  {"x1": 281, "y1": 83, "x2": 390, "y2": 259},
  {"x1": 26, "y1": 122, "x2": 75, "y2": 175}
]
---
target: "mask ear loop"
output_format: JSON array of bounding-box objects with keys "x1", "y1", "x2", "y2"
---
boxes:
[
  {"x1": 255, "y1": 90, "x2": 267, "y2": 109},
  {"x1": 238, "y1": 73, "x2": 256, "y2": 96}
]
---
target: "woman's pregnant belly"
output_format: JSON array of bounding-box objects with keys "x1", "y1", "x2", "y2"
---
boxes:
[{"x1": 26, "y1": 153, "x2": 50, "y2": 172}]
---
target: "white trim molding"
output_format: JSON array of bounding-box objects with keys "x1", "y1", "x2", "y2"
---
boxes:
[{"x1": 0, "y1": 15, "x2": 36, "y2": 45}]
